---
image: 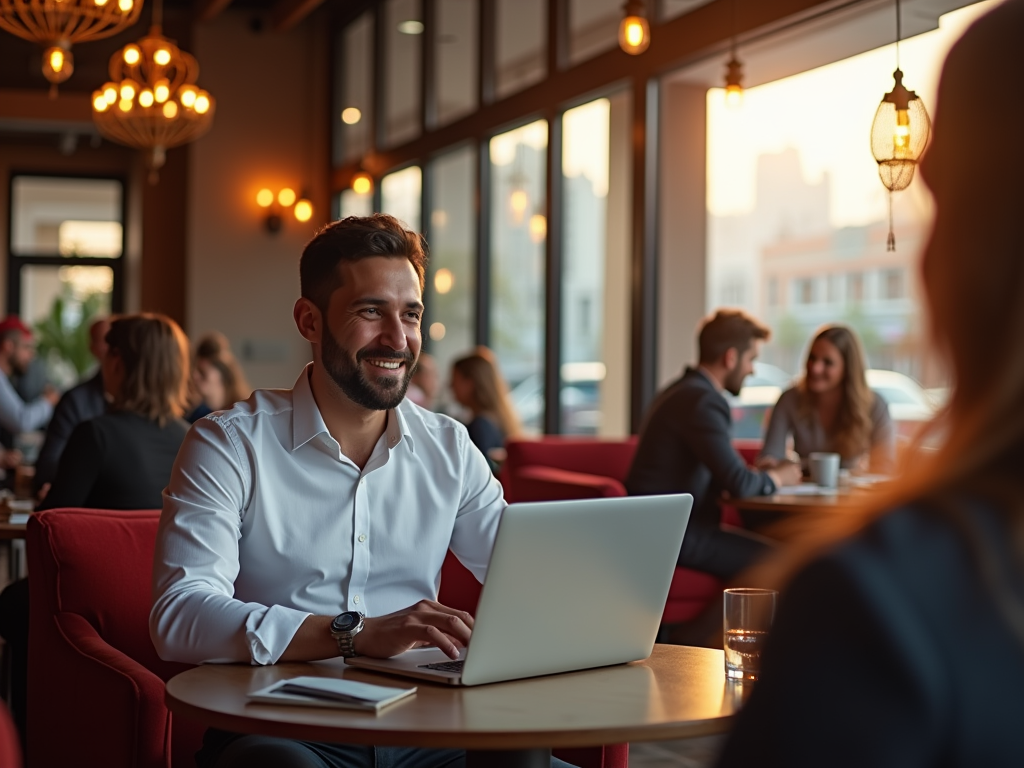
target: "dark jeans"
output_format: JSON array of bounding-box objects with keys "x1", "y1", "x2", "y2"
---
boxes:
[
  {"x1": 198, "y1": 729, "x2": 579, "y2": 768},
  {"x1": 677, "y1": 524, "x2": 774, "y2": 581}
]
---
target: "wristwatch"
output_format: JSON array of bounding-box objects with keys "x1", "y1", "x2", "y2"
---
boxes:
[{"x1": 330, "y1": 610, "x2": 365, "y2": 658}]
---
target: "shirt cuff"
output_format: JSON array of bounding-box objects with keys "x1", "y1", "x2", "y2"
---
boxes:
[{"x1": 244, "y1": 604, "x2": 312, "y2": 665}]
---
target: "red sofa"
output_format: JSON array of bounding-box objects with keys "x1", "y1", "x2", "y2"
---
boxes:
[
  {"x1": 0, "y1": 701, "x2": 20, "y2": 768},
  {"x1": 29, "y1": 508, "x2": 625, "y2": 768},
  {"x1": 499, "y1": 436, "x2": 761, "y2": 624}
]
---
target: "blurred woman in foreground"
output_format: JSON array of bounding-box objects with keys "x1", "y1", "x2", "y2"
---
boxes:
[
  {"x1": 758, "y1": 325, "x2": 895, "y2": 473},
  {"x1": 717, "y1": 3, "x2": 1024, "y2": 765},
  {"x1": 450, "y1": 349, "x2": 520, "y2": 467}
]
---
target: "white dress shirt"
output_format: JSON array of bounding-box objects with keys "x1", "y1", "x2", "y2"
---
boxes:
[
  {"x1": 150, "y1": 364, "x2": 506, "y2": 665},
  {"x1": 0, "y1": 370, "x2": 52, "y2": 435}
]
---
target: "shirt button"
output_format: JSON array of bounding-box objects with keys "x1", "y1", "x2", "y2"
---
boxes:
[
  {"x1": 353, "y1": 595, "x2": 361, "y2": 604},
  {"x1": 358, "y1": 534, "x2": 367, "y2": 543},
  {"x1": 359, "y1": 478, "x2": 365, "y2": 486}
]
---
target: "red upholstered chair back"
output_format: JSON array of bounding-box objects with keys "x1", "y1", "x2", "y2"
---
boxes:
[
  {"x1": 504, "y1": 437, "x2": 638, "y2": 485},
  {"x1": 29, "y1": 508, "x2": 188, "y2": 682},
  {"x1": 0, "y1": 701, "x2": 21, "y2": 768}
]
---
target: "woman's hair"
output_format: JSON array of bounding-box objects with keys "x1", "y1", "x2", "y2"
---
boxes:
[
  {"x1": 195, "y1": 332, "x2": 251, "y2": 406},
  {"x1": 798, "y1": 325, "x2": 874, "y2": 460},
  {"x1": 758, "y1": 0, "x2": 1024, "y2": 640},
  {"x1": 106, "y1": 314, "x2": 190, "y2": 425},
  {"x1": 451, "y1": 349, "x2": 521, "y2": 438}
]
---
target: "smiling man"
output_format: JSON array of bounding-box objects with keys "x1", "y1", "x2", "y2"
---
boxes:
[{"x1": 151, "y1": 215, "x2": 577, "y2": 768}]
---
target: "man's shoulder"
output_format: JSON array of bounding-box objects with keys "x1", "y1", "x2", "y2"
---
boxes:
[
  {"x1": 651, "y1": 370, "x2": 725, "y2": 413},
  {"x1": 201, "y1": 387, "x2": 295, "y2": 433},
  {"x1": 397, "y1": 398, "x2": 467, "y2": 441}
]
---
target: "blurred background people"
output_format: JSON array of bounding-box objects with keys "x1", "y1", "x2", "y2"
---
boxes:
[
  {"x1": 450, "y1": 348, "x2": 520, "y2": 468},
  {"x1": 717, "y1": 3, "x2": 1024, "y2": 764},
  {"x1": 758, "y1": 325, "x2": 895, "y2": 474},
  {"x1": 33, "y1": 317, "x2": 111, "y2": 495},
  {"x1": 186, "y1": 331, "x2": 251, "y2": 423},
  {"x1": 406, "y1": 352, "x2": 439, "y2": 410},
  {"x1": 0, "y1": 316, "x2": 57, "y2": 446}
]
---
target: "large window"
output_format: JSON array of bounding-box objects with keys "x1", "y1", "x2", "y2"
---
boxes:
[
  {"x1": 495, "y1": 0, "x2": 546, "y2": 99},
  {"x1": 334, "y1": 12, "x2": 374, "y2": 164},
  {"x1": 435, "y1": 0, "x2": 478, "y2": 127},
  {"x1": 384, "y1": 0, "x2": 423, "y2": 148},
  {"x1": 490, "y1": 120, "x2": 547, "y2": 433},
  {"x1": 380, "y1": 166, "x2": 423, "y2": 231}
]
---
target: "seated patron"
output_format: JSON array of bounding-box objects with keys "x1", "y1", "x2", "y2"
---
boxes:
[
  {"x1": 186, "y1": 331, "x2": 251, "y2": 422},
  {"x1": 717, "y1": 4, "x2": 1024, "y2": 764},
  {"x1": 406, "y1": 351, "x2": 439, "y2": 410},
  {"x1": 0, "y1": 316, "x2": 58, "y2": 446},
  {"x1": 150, "y1": 215, "x2": 576, "y2": 768},
  {"x1": 33, "y1": 317, "x2": 111, "y2": 495},
  {"x1": 759, "y1": 325, "x2": 895, "y2": 474},
  {"x1": 450, "y1": 349, "x2": 520, "y2": 466},
  {"x1": 626, "y1": 310, "x2": 801, "y2": 580}
]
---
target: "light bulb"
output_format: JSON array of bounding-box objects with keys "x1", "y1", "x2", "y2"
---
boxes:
[
  {"x1": 118, "y1": 0, "x2": 132, "y2": 11},
  {"x1": 154, "y1": 80, "x2": 170, "y2": 103},
  {"x1": 103, "y1": 84, "x2": 117, "y2": 104},
  {"x1": 194, "y1": 93, "x2": 211, "y2": 114},
  {"x1": 619, "y1": 16, "x2": 650, "y2": 55},
  {"x1": 894, "y1": 108, "x2": 911, "y2": 155},
  {"x1": 49, "y1": 49, "x2": 65, "y2": 73},
  {"x1": 429, "y1": 322, "x2": 446, "y2": 341},
  {"x1": 529, "y1": 213, "x2": 547, "y2": 243},
  {"x1": 397, "y1": 20, "x2": 424, "y2": 34},
  {"x1": 341, "y1": 107, "x2": 362, "y2": 125},
  {"x1": 434, "y1": 268, "x2": 454, "y2": 294},
  {"x1": 93, "y1": 92, "x2": 109, "y2": 112},
  {"x1": 293, "y1": 200, "x2": 314, "y2": 222},
  {"x1": 510, "y1": 189, "x2": 528, "y2": 222},
  {"x1": 725, "y1": 84, "x2": 744, "y2": 110},
  {"x1": 278, "y1": 188, "x2": 297, "y2": 207},
  {"x1": 123, "y1": 45, "x2": 140, "y2": 65},
  {"x1": 162, "y1": 101, "x2": 178, "y2": 119},
  {"x1": 154, "y1": 48, "x2": 171, "y2": 66},
  {"x1": 352, "y1": 174, "x2": 373, "y2": 195},
  {"x1": 118, "y1": 98, "x2": 133, "y2": 113},
  {"x1": 179, "y1": 87, "x2": 197, "y2": 108},
  {"x1": 139, "y1": 89, "x2": 154, "y2": 108},
  {"x1": 120, "y1": 82, "x2": 136, "y2": 101},
  {"x1": 256, "y1": 189, "x2": 274, "y2": 208},
  {"x1": 94, "y1": 0, "x2": 108, "y2": 6}
]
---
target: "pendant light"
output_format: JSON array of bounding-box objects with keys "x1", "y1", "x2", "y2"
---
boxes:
[
  {"x1": 619, "y1": 0, "x2": 650, "y2": 55},
  {"x1": 723, "y1": 0, "x2": 743, "y2": 109},
  {"x1": 870, "y1": 0, "x2": 931, "y2": 251}
]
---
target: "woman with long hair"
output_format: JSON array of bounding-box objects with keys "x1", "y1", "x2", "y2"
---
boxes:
[
  {"x1": 450, "y1": 348, "x2": 520, "y2": 464},
  {"x1": 187, "y1": 331, "x2": 251, "y2": 422},
  {"x1": 717, "y1": 3, "x2": 1024, "y2": 765},
  {"x1": 759, "y1": 324, "x2": 895, "y2": 472}
]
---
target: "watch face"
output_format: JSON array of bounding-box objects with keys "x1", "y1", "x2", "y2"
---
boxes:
[{"x1": 331, "y1": 612, "x2": 358, "y2": 633}]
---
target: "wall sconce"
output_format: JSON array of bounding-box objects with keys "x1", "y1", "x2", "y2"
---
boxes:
[{"x1": 256, "y1": 187, "x2": 314, "y2": 232}]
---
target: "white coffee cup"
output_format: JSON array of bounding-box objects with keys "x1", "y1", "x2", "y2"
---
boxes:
[{"x1": 808, "y1": 452, "x2": 841, "y2": 489}]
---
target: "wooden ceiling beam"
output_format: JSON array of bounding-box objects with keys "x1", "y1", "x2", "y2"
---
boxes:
[
  {"x1": 0, "y1": 89, "x2": 91, "y2": 123},
  {"x1": 194, "y1": 0, "x2": 234, "y2": 23},
  {"x1": 270, "y1": 0, "x2": 325, "y2": 31}
]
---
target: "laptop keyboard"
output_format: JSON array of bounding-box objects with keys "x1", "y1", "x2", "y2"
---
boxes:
[{"x1": 418, "y1": 660, "x2": 464, "y2": 673}]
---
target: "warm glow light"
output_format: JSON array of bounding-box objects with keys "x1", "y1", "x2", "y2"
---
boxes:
[
  {"x1": 434, "y1": 268, "x2": 454, "y2": 294},
  {"x1": 120, "y1": 82, "x2": 136, "y2": 100},
  {"x1": 194, "y1": 93, "x2": 211, "y2": 114},
  {"x1": 352, "y1": 173, "x2": 373, "y2": 195},
  {"x1": 397, "y1": 20, "x2": 424, "y2": 34},
  {"x1": 529, "y1": 213, "x2": 547, "y2": 243},
  {"x1": 293, "y1": 199, "x2": 314, "y2": 222},
  {"x1": 154, "y1": 81, "x2": 170, "y2": 103},
  {"x1": 138, "y1": 88, "x2": 154, "y2": 107},
  {"x1": 103, "y1": 84, "x2": 117, "y2": 104},
  {"x1": 123, "y1": 45, "x2": 140, "y2": 65},
  {"x1": 93, "y1": 93, "x2": 109, "y2": 112},
  {"x1": 278, "y1": 188, "x2": 297, "y2": 207},
  {"x1": 341, "y1": 107, "x2": 362, "y2": 124},
  {"x1": 894, "y1": 108, "x2": 911, "y2": 153},
  {"x1": 118, "y1": 0, "x2": 132, "y2": 10},
  {"x1": 162, "y1": 101, "x2": 178, "y2": 118},
  {"x1": 49, "y1": 49, "x2": 65, "y2": 72},
  {"x1": 154, "y1": 48, "x2": 171, "y2": 66},
  {"x1": 618, "y1": 16, "x2": 650, "y2": 55},
  {"x1": 256, "y1": 188, "x2": 274, "y2": 208},
  {"x1": 429, "y1": 322, "x2": 446, "y2": 341},
  {"x1": 94, "y1": 0, "x2": 109, "y2": 5},
  {"x1": 510, "y1": 189, "x2": 528, "y2": 222},
  {"x1": 118, "y1": 98, "x2": 132, "y2": 112},
  {"x1": 179, "y1": 87, "x2": 197, "y2": 108},
  {"x1": 725, "y1": 84, "x2": 744, "y2": 110}
]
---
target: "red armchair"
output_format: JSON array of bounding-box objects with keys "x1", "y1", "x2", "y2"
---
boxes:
[
  {"x1": 27, "y1": 508, "x2": 204, "y2": 768},
  {"x1": 0, "y1": 701, "x2": 21, "y2": 768}
]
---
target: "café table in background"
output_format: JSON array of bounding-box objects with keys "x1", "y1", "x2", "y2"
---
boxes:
[{"x1": 166, "y1": 644, "x2": 744, "y2": 768}]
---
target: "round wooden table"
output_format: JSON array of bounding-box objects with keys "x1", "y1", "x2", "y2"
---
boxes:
[
  {"x1": 732, "y1": 489, "x2": 863, "y2": 515},
  {"x1": 165, "y1": 644, "x2": 744, "y2": 768}
]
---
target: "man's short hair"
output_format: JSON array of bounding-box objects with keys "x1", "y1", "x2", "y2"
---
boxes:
[
  {"x1": 300, "y1": 214, "x2": 428, "y2": 311},
  {"x1": 698, "y1": 309, "x2": 771, "y2": 364}
]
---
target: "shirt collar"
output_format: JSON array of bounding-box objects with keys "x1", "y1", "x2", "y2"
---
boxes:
[{"x1": 291, "y1": 363, "x2": 416, "y2": 453}]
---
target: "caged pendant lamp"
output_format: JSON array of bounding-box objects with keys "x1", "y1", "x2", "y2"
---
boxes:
[{"x1": 870, "y1": 0, "x2": 931, "y2": 251}]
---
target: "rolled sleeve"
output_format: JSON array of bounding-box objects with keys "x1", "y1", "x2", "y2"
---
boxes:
[
  {"x1": 150, "y1": 417, "x2": 309, "y2": 665},
  {"x1": 448, "y1": 425, "x2": 506, "y2": 583}
]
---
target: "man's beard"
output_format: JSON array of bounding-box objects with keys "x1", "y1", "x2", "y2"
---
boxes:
[
  {"x1": 723, "y1": 363, "x2": 747, "y2": 397},
  {"x1": 320, "y1": 326, "x2": 416, "y2": 411}
]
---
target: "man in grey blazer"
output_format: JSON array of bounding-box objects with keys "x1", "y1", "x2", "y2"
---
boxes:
[{"x1": 627, "y1": 309, "x2": 801, "y2": 580}]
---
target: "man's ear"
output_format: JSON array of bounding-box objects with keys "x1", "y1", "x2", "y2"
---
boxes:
[
  {"x1": 722, "y1": 347, "x2": 738, "y2": 370},
  {"x1": 293, "y1": 297, "x2": 323, "y2": 345}
]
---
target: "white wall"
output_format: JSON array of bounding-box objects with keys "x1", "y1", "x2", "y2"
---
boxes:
[{"x1": 188, "y1": 10, "x2": 330, "y2": 389}]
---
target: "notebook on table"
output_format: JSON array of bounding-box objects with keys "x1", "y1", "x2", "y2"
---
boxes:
[
  {"x1": 347, "y1": 493, "x2": 693, "y2": 687},
  {"x1": 248, "y1": 675, "x2": 416, "y2": 712}
]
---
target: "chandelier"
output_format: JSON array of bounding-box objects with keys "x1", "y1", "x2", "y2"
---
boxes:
[
  {"x1": 0, "y1": 0, "x2": 143, "y2": 94},
  {"x1": 91, "y1": 16, "x2": 215, "y2": 183}
]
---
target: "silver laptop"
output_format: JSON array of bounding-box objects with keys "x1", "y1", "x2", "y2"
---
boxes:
[{"x1": 346, "y1": 493, "x2": 692, "y2": 686}]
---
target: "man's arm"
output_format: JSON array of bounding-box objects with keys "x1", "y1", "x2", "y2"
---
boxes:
[{"x1": 0, "y1": 373, "x2": 53, "y2": 435}]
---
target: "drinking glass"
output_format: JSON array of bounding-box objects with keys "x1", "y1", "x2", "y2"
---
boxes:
[{"x1": 723, "y1": 588, "x2": 777, "y2": 680}]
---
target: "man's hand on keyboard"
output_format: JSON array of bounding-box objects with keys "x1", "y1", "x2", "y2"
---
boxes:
[{"x1": 352, "y1": 600, "x2": 474, "y2": 660}]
